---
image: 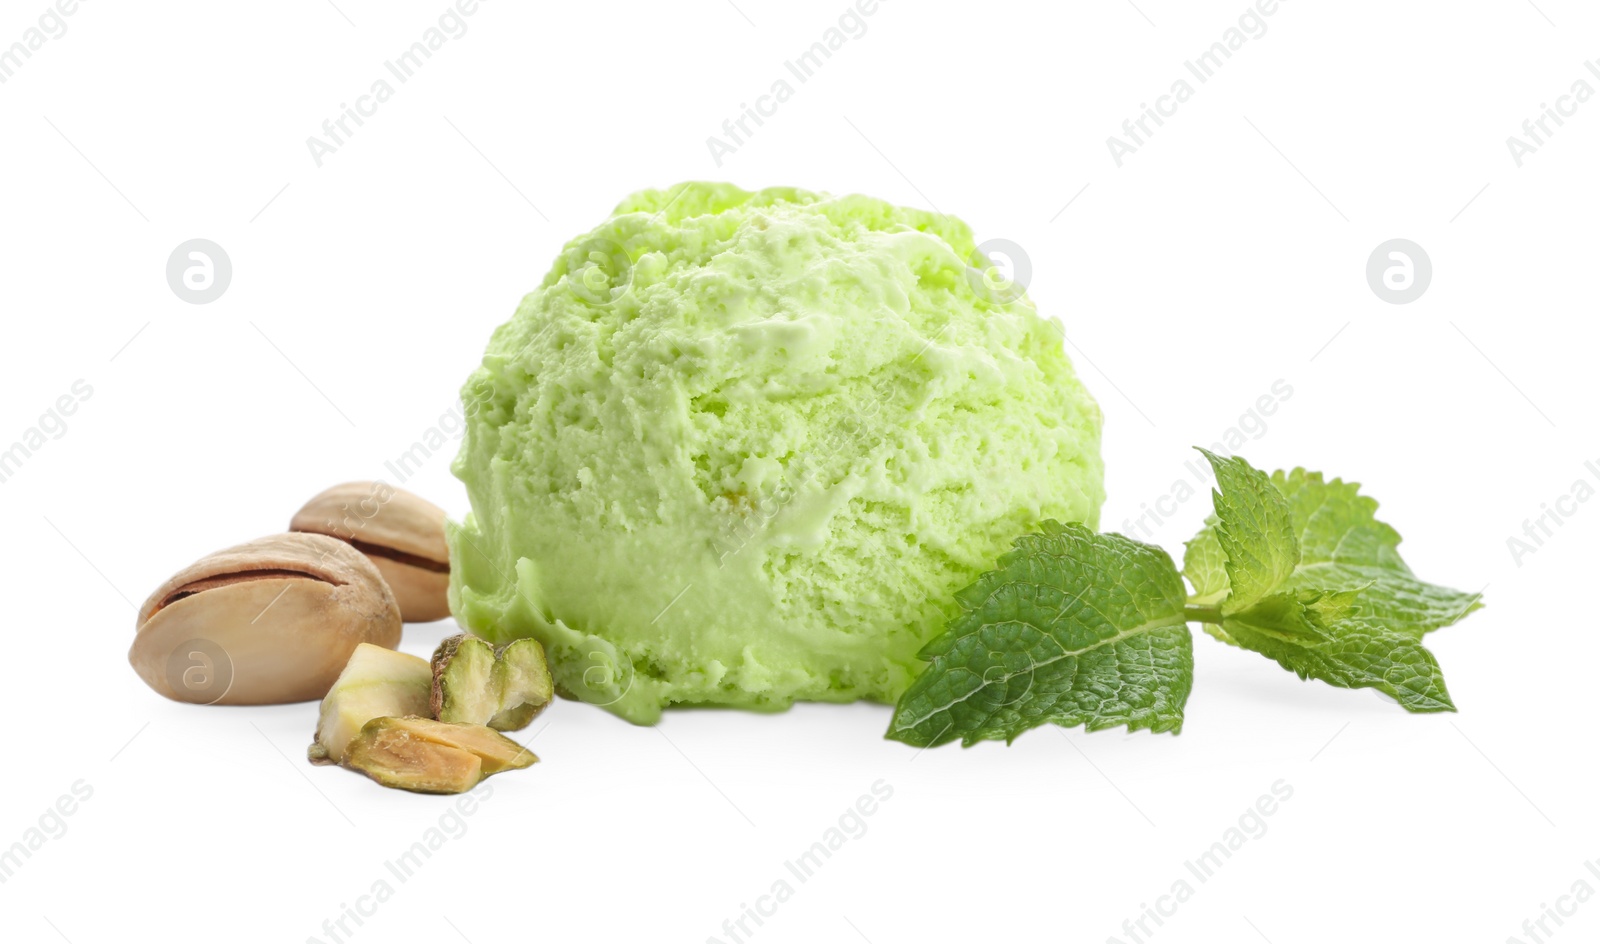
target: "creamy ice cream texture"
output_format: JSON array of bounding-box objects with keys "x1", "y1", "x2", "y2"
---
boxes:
[{"x1": 449, "y1": 182, "x2": 1104, "y2": 723}]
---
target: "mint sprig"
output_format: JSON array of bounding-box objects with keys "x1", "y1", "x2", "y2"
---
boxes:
[
  {"x1": 886, "y1": 450, "x2": 1480, "y2": 749},
  {"x1": 1185, "y1": 463, "x2": 1482, "y2": 638}
]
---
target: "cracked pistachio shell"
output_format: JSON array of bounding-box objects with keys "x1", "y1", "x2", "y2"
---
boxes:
[
  {"x1": 290, "y1": 482, "x2": 451, "y2": 622},
  {"x1": 130, "y1": 533, "x2": 402, "y2": 705}
]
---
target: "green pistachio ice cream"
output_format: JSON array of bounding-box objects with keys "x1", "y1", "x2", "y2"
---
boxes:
[{"x1": 448, "y1": 182, "x2": 1104, "y2": 723}]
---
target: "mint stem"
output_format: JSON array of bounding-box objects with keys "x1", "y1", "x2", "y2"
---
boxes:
[{"x1": 1184, "y1": 603, "x2": 1225, "y2": 624}]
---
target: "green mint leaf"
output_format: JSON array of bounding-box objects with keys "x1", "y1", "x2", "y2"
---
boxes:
[
  {"x1": 1224, "y1": 591, "x2": 1328, "y2": 644},
  {"x1": 886, "y1": 521, "x2": 1193, "y2": 748},
  {"x1": 1297, "y1": 585, "x2": 1365, "y2": 625},
  {"x1": 1270, "y1": 468, "x2": 1406, "y2": 566},
  {"x1": 1184, "y1": 464, "x2": 1482, "y2": 637},
  {"x1": 1182, "y1": 524, "x2": 1237, "y2": 646},
  {"x1": 1182, "y1": 523, "x2": 1230, "y2": 605},
  {"x1": 1269, "y1": 469, "x2": 1482, "y2": 637},
  {"x1": 1195, "y1": 448, "x2": 1300, "y2": 612},
  {"x1": 1224, "y1": 591, "x2": 1455, "y2": 713}
]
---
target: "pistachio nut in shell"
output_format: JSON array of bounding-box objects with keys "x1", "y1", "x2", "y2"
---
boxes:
[
  {"x1": 130, "y1": 533, "x2": 402, "y2": 705},
  {"x1": 290, "y1": 482, "x2": 451, "y2": 622}
]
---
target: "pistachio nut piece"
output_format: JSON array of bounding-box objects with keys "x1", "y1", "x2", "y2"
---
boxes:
[
  {"x1": 130, "y1": 533, "x2": 402, "y2": 705},
  {"x1": 310, "y1": 643, "x2": 433, "y2": 765},
  {"x1": 290, "y1": 482, "x2": 451, "y2": 622},
  {"x1": 342, "y1": 716, "x2": 537, "y2": 794},
  {"x1": 431, "y1": 634, "x2": 553, "y2": 732},
  {"x1": 345, "y1": 721, "x2": 483, "y2": 795}
]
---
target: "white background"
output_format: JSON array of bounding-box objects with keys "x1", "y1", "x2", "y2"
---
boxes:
[{"x1": 2, "y1": 1, "x2": 1596, "y2": 942}]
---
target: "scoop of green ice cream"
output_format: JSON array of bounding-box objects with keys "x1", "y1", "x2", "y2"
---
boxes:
[{"x1": 449, "y1": 182, "x2": 1103, "y2": 723}]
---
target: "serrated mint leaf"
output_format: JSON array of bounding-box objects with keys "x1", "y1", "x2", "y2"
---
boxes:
[
  {"x1": 1196, "y1": 449, "x2": 1299, "y2": 612},
  {"x1": 1269, "y1": 468, "x2": 1482, "y2": 637},
  {"x1": 886, "y1": 521, "x2": 1193, "y2": 748},
  {"x1": 1270, "y1": 468, "x2": 1406, "y2": 567},
  {"x1": 1224, "y1": 593, "x2": 1455, "y2": 713},
  {"x1": 1182, "y1": 522, "x2": 1230, "y2": 605},
  {"x1": 1295, "y1": 565, "x2": 1478, "y2": 637}
]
